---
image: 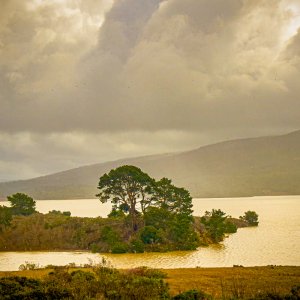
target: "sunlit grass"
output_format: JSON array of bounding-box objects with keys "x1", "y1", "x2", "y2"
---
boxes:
[
  {"x1": 164, "y1": 266, "x2": 300, "y2": 298},
  {"x1": 1, "y1": 266, "x2": 299, "y2": 299}
]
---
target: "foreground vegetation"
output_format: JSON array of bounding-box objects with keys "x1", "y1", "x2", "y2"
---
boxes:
[
  {"x1": 164, "y1": 266, "x2": 300, "y2": 299},
  {"x1": 0, "y1": 265, "x2": 299, "y2": 299}
]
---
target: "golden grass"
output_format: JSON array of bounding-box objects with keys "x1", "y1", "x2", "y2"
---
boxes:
[
  {"x1": 0, "y1": 269, "x2": 53, "y2": 279},
  {"x1": 1, "y1": 266, "x2": 299, "y2": 299},
  {"x1": 164, "y1": 266, "x2": 300, "y2": 298}
]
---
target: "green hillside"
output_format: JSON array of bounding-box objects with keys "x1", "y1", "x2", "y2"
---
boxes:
[{"x1": 1, "y1": 130, "x2": 300, "y2": 199}]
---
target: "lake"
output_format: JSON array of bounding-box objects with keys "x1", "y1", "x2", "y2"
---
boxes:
[{"x1": 0, "y1": 196, "x2": 299, "y2": 271}]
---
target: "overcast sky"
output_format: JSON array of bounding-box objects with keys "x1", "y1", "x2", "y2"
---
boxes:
[{"x1": 1, "y1": 0, "x2": 300, "y2": 181}]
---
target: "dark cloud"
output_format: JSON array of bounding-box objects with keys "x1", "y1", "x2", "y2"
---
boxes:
[{"x1": 0, "y1": 0, "x2": 300, "y2": 180}]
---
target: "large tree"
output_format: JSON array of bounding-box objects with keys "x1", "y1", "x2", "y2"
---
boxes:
[
  {"x1": 7, "y1": 193, "x2": 36, "y2": 216},
  {"x1": 152, "y1": 178, "x2": 193, "y2": 216},
  {"x1": 97, "y1": 165, "x2": 198, "y2": 249},
  {"x1": 146, "y1": 178, "x2": 198, "y2": 249},
  {"x1": 96, "y1": 165, "x2": 154, "y2": 231}
]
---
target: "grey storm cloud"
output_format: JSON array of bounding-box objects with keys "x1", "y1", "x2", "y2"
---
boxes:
[{"x1": 0, "y1": 0, "x2": 300, "y2": 180}]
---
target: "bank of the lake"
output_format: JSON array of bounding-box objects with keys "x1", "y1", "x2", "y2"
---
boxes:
[
  {"x1": 1, "y1": 266, "x2": 299, "y2": 299},
  {"x1": 0, "y1": 210, "x2": 243, "y2": 253},
  {"x1": 0, "y1": 196, "x2": 299, "y2": 270}
]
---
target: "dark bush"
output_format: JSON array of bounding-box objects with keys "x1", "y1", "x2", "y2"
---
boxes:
[
  {"x1": 140, "y1": 225, "x2": 160, "y2": 244},
  {"x1": 130, "y1": 238, "x2": 145, "y2": 253},
  {"x1": 173, "y1": 289, "x2": 211, "y2": 300}
]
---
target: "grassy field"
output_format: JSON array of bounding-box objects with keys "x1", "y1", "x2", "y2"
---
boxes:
[
  {"x1": 164, "y1": 266, "x2": 300, "y2": 298},
  {"x1": 1, "y1": 266, "x2": 299, "y2": 298}
]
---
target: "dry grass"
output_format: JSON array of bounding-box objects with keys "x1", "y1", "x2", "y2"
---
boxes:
[
  {"x1": 0, "y1": 269, "x2": 51, "y2": 279},
  {"x1": 0, "y1": 266, "x2": 299, "y2": 299},
  {"x1": 164, "y1": 266, "x2": 300, "y2": 298}
]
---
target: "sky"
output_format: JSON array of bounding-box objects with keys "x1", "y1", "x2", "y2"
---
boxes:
[{"x1": 1, "y1": 0, "x2": 300, "y2": 181}]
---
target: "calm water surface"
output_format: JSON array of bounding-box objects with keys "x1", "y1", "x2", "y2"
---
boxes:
[{"x1": 0, "y1": 196, "x2": 299, "y2": 271}]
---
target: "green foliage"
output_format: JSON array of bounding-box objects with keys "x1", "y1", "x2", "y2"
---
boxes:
[
  {"x1": 90, "y1": 243, "x2": 101, "y2": 253},
  {"x1": 0, "y1": 171, "x2": 247, "y2": 253},
  {"x1": 107, "y1": 208, "x2": 125, "y2": 218},
  {"x1": 240, "y1": 210, "x2": 259, "y2": 226},
  {"x1": 0, "y1": 207, "x2": 243, "y2": 253},
  {"x1": 201, "y1": 209, "x2": 229, "y2": 242},
  {"x1": 130, "y1": 238, "x2": 145, "y2": 253},
  {"x1": 169, "y1": 214, "x2": 199, "y2": 250},
  {"x1": 224, "y1": 221, "x2": 238, "y2": 233},
  {"x1": 152, "y1": 177, "x2": 194, "y2": 216},
  {"x1": 49, "y1": 210, "x2": 71, "y2": 216},
  {"x1": 144, "y1": 207, "x2": 171, "y2": 229},
  {"x1": 100, "y1": 226, "x2": 129, "y2": 253},
  {"x1": 140, "y1": 225, "x2": 161, "y2": 244},
  {"x1": 0, "y1": 276, "x2": 48, "y2": 299},
  {"x1": 91, "y1": 263, "x2": 169, "y2": 299},
  {"x1": 111, "y1": 242, "x2": 128, "y2": 253},
  {"x1": 0, "y1": 205, "x2": 12, "y2": 231},
  {"x1": 101, "y1": 226, "x2": 121, "y2": 244},
  {"x1": 97, "y1": 165, "x2": 154, "y2": 231},
  {"x1": 7, "y1": 193, "x2": 36, "y2": 216},
  {"x1": 97, "y1": 165, "x2": 200, "y2": 251}
]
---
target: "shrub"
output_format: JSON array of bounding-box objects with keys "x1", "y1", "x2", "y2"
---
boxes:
[
  {"x1": 201, "y1": 209, "x2": 228, "y2": 242},
  {"x1": 107, "y1": 208, "x2": 125, "y2": 218},
  {"x1": 19, "y1": 261, "x2": 40, "y2": 271},
  {"x1": 90, "y1": 243, "x2": 101, "y2": 253},
  {"x1": 111, "y1": 242, "x2": 128, "y2": 253},
  {"x1": 240, "y1": 211, "x2": 259, "y2": 226},
  {"x1": 140, "y1": 225, "x2": 160, "y2": 244},
  {"x1": 101, "y1": 226, "x2": 121, "y2": 244},
  {"x1": 130, "y1": 238, "x2": 145, "y2": 253},
  {"x1": 173, "y1": 289, "x2": 211, "y2": 300},
  {"x1": 225, "y1": 221, "x2": 238, "y2": 233},
  {"x1": 0, "y1": 205, "x2": 12, "y2": 231}
]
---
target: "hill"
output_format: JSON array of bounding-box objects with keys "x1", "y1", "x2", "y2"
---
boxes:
[{"x1": 1, "y1": 130, "x2": 300, "y2": 199}]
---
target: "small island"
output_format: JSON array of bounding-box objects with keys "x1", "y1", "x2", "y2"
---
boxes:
[{"x1": 0, "y1": 165, "x2": 258, "y2": 253}]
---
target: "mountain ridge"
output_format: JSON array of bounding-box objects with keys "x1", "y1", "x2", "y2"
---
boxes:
[{"x1": 1, "y1": 130, "x2": 299, "y2": 199}]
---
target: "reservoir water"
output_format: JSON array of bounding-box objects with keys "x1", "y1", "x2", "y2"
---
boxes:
[{"x1": 0, "y1": 196, "x2": 299, "y2": 271}]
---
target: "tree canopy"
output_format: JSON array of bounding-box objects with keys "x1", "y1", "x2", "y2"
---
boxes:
[
  {"x1": 201, "y1": 209, "x2": 237, "y2": 243},
  {"x1": 240, "y1": 210, "x2": 259, "y2": 226},
  {"x1": 97, "y1": 165, "x2": 198, "y2": 249},
  {"x1": 7, "y1": 193, "x2": 36, "y2": 216},
  {"x1": 152, "y1": 177, "x2": 193, "y2": 215},
  {"x1": 96, "y1": 165, "x2": 154, "y2": 230}
]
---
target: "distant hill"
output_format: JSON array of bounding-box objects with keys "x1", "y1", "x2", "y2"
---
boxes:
[{"x1": 1, "y1": 130, "x2": 300, "y2": 200}]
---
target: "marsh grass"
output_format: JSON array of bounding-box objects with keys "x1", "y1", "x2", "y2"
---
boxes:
[
  {"x1": 0, "y1": 266, "x2": 299, "y2": 299},
  {"x1": 164, "y1": 266, "x2": 300, "y2": 299}
]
